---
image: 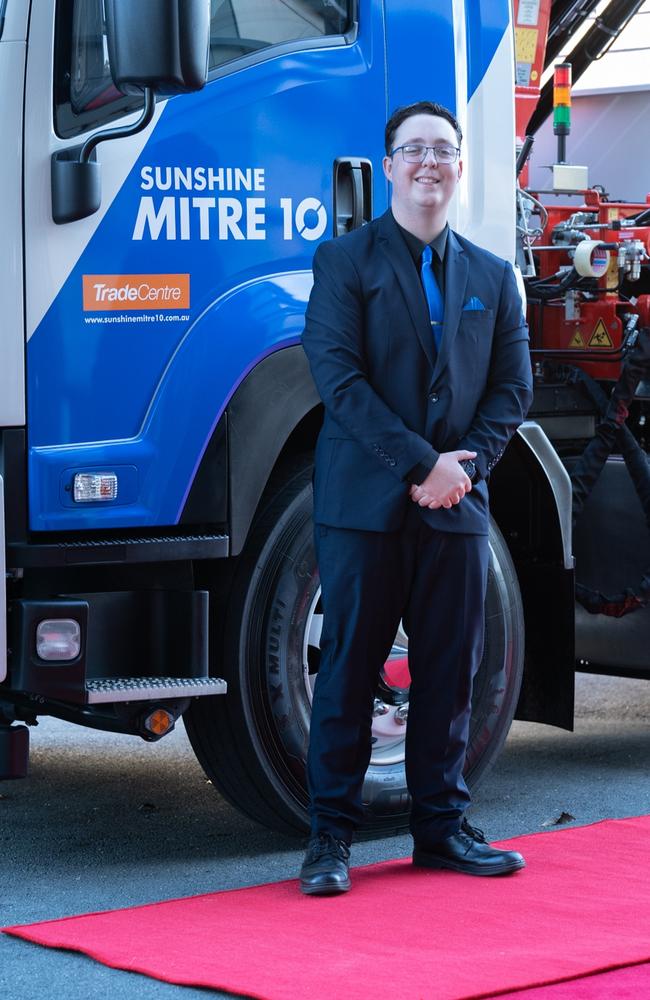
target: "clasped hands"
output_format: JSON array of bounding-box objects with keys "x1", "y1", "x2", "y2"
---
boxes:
[{"x1": 409, "y1": 450, "x2": 477, "y2": 509}]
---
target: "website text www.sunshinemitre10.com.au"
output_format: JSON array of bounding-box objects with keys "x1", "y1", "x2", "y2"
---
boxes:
[{"x1": 84, "y1": 313, "x2": 189, "y2": 324}]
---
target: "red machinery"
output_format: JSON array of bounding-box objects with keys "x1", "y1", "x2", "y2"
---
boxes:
[
  {"x1": 514, "y1": 0, "x2": 650, "y2": 621},
  {"x1": 514, "y1": 0, "x2": 650, "y2": 381},
  {"x1": 522, "y1": 188, "x2": 650, "y2": 380}
]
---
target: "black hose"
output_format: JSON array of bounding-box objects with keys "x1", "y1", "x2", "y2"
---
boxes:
[
  {"x1": 626, "y1": 208, "x2": 650, "y2": 227},
  {"x1": 516, "y1": 135, "x2": 535, "y2": 178},
  {"x1": 567, "y1": 331, "x2": 650, "y2": 616},
  {"x1": 525, "y1": 267, "x2": 581, "y2": 301}
]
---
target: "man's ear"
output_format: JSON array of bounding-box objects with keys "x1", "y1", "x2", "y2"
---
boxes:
[
  {"x1": 457, "y1": 159, "x2": 463, "y2": 181},
  {"x1": 382, "y1": 155, "x2": 393, "y2": 183}
]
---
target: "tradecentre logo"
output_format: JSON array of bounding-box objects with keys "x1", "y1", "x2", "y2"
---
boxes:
[{"x1": 83, "y1": 274, "x2": 190, "y2": 311}]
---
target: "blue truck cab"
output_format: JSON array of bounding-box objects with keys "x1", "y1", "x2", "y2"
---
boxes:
[{"x1": 0, "y1": 0, "x2": 574, "y2": 834}]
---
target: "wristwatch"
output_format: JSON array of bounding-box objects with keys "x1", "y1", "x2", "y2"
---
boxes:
[{"x1": 459, "y1": 459, "x2": 477, "y2": 482}]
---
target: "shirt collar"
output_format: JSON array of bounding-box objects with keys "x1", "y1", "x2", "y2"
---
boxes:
[{"x1": 393, "y1": 215, "x2": 449, "y2": 266}]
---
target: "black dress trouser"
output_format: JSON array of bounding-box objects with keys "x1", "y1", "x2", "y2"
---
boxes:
[{"x1": 307, "y1": 502, "x2": 490, "y2": 845}]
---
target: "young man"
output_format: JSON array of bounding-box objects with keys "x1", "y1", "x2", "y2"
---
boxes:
[{"x1": 300, "y1": 101, "x2": 533, "y2": 894}]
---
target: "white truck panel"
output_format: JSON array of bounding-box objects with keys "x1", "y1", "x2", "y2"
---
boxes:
[
  {"x1": 23, "y1": 0, "x2": 165, "y2": 341},
  {"x1": 0, "y1": 36, "x2": 26, "y2": 425},
  {"x1": 460, "y1": 25, "x2": 517, "y2": 262},
  {"x1": 0, "y1": 476, "x2": 6, "y2": 682},
  {"x1": 1, "y1": 0, "x2": 29, "y2": 41}
]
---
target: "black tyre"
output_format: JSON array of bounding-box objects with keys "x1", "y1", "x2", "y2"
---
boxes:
[{"x1": 185, "y1": 459, "x2": 524, "y2": 836}]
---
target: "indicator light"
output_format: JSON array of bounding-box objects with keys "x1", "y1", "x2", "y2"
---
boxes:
[
  {"x1": 553, "y1": 105, "x2": 571, "y2": 127},
  {"x1": 73, "y1": 472, "x2": 118, "y2": 502},
  {"x1": 554, "y1": 63, "x2": 571, "y2": 87},
  {"x1": 36, "y1": 619, "x2": 81, "y2": 661},
  {"x1": 553, "y1": 85, "x2": 571, "y2": 106},
  {"x1": 553, "y1": 62, "x2": 572, "y2": 163}
]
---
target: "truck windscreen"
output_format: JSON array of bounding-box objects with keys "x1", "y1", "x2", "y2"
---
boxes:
[
  {"x1": 209, "y1": 0, "x2": 352, "y2": 71},
  {"x1": 55, "y1": 0, "x2": 353, "y2": 138}
]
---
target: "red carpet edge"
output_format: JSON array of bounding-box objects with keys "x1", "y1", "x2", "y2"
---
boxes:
[{"x1": 4, "y1": 815, "x2": 650, "y2": 1000}]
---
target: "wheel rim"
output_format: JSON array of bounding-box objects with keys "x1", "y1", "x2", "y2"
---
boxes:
[{"x1": 302, "y1": 586, "x2": 410, "y2": 767}]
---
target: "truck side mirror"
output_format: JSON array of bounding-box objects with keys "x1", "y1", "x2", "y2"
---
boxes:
[
  {"x1": 105, "y1": 0, "x2": 210, "y2": 95},
  {"x1": 52, "y1": 0, "x2": 210, "y2": 225}
]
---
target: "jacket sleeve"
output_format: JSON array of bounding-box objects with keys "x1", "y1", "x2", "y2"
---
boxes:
[
  {"x1": 301, "y1": 238, "x2": 439, "y2": 481},
  {"x1": 456, "y1": 261, "x2": 533, "y2": 480}
]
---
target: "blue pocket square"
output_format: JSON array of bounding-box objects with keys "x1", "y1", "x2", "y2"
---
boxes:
[{"x1": 462, "y1": 297, "x2": 485, "y2": 311}]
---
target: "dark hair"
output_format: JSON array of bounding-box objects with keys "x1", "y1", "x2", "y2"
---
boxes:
[{"x1": 385, "y1": 101, "x2": 462, "y2": 155}]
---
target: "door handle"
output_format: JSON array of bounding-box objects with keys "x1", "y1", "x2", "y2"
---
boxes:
[{"x1": 333, "y1": 158, "x2": 372, "y2": 236}]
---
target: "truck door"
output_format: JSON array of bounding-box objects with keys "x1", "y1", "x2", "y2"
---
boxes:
[{"x1": 23, "y1": 0, "x2": 386, "y2": 534}]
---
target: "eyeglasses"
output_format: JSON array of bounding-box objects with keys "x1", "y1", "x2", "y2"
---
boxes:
[{"x1": 390, "y1": 143, "x2": 460, "y2": 164}]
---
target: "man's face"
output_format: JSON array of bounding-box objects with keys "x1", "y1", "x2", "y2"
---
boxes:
[{"x1": 383, "y1": 113, "x2": 462, "y2": 218}]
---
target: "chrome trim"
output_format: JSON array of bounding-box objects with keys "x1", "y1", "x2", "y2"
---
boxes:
[{"x1": 516, "y1": 421, "x2": 574, "y2": 570}]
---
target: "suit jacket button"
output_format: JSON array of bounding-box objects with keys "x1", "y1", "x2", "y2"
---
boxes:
[{"x1": 429, "y1": 392, "x2": 439, "y2": 403}]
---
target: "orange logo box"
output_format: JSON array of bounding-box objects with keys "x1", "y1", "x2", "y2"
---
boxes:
[{"x1": 83, "y1": 274, "x2": 190, "y2": 311}]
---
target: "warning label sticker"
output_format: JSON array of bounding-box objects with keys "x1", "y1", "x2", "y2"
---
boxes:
[
  {"x1": 568, "y1": 330, "x2": 586, "y2": 348},
  {"x1": 517, "y1": 0, "x2": 540, "y2": 26},
  {"x1": 515, "y1": 26, "x2": 538, "y2": 64},
  {"x1": 588, "y1": 319, "x2": 614, "y2": 348},
  {"x1": 516, "y1": 63, "x2": 531, "y2": 87},
  {"x1": 606, "y1": 255, "x2": 619, "y2": 290}
]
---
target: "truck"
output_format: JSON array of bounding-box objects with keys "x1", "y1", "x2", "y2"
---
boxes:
[{"x1": 0, "y1": 0, "x2": 647, "y2": 837}]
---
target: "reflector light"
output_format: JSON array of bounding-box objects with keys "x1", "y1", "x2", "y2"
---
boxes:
[
  {"x1": 73, "y1": 472, "x2": 118, "y2": 502},
  {"x1": 144, "y1": 709, "x2": 174, "y2": 736},
  {"x1": 36, "y1": 619, "x2": 81, "y2": 661}
]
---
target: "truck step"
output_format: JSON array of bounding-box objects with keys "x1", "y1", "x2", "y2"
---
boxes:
[
  {"x1": 9, "y1": 533, "x2": 229, "y2": 568},
  {"x1": 85, "y1": 676, "x2": 227, "y2": 704}
]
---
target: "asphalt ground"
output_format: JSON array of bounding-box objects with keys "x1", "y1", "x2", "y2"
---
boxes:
[{"x1": 1, "y1": 672, "x2": 649, "y2": 999}]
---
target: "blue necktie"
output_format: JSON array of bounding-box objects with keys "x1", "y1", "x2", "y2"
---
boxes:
[{"x1": 420, "y1": 244, "x2": 444, "y2": 353}]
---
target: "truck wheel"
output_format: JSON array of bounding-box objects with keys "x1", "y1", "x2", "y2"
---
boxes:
[{"x1": 185, "y1": 460, "x2": 524, "y2": 836}]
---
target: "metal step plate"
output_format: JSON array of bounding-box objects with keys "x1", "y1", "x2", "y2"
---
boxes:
[
  {"x1": 9, "y1": 532, "x2": 229, "y2": 568},
  {"x1": 86, "y1": 676, "x2": 227, "y2": 704}
]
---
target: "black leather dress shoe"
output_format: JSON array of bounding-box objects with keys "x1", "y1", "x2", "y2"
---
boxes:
[
  {"x1": 300, "y1": 833, "x2": 351, "y2": 895},
  {"x1": 413, "y1": 819, "x2": 525, "y2": 876}
]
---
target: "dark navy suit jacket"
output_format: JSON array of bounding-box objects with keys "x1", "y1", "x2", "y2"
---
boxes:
[{"x1": 301, "y1": 210, "x2": 533, "y2": 534}]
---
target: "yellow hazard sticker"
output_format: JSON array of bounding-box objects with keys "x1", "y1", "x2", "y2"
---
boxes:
[
  {"x1": 568, "y1": 330, "x2": 586, "y2": 348},
  {"x1": 606, "y1": 255, "x2": 619, "y2": 291},
  {"x1": 588, "y1": 319, "x2": 614, "y2": 348},
  {"x1": 607, "y1": 208, "x2": 619, "y2": 222},
  {"x1": 515, "y1": 27, "x2": 538, "y2": 64}
]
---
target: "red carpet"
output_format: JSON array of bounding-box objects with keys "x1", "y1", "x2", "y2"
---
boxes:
[
  {"x1": 492, "y1": 961, "x2": 650, "y2": 998},
  {"x1": 4, "y1": 816, "x2": 650, "y2": 1000}
]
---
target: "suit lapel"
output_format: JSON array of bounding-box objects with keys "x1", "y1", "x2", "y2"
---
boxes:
[
  {"x1": 432, "y1": 230, "x2": 468, "y2": 383},
  {"x1": 377, "y1": 211, "x2": 436, "y2": 371}
]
